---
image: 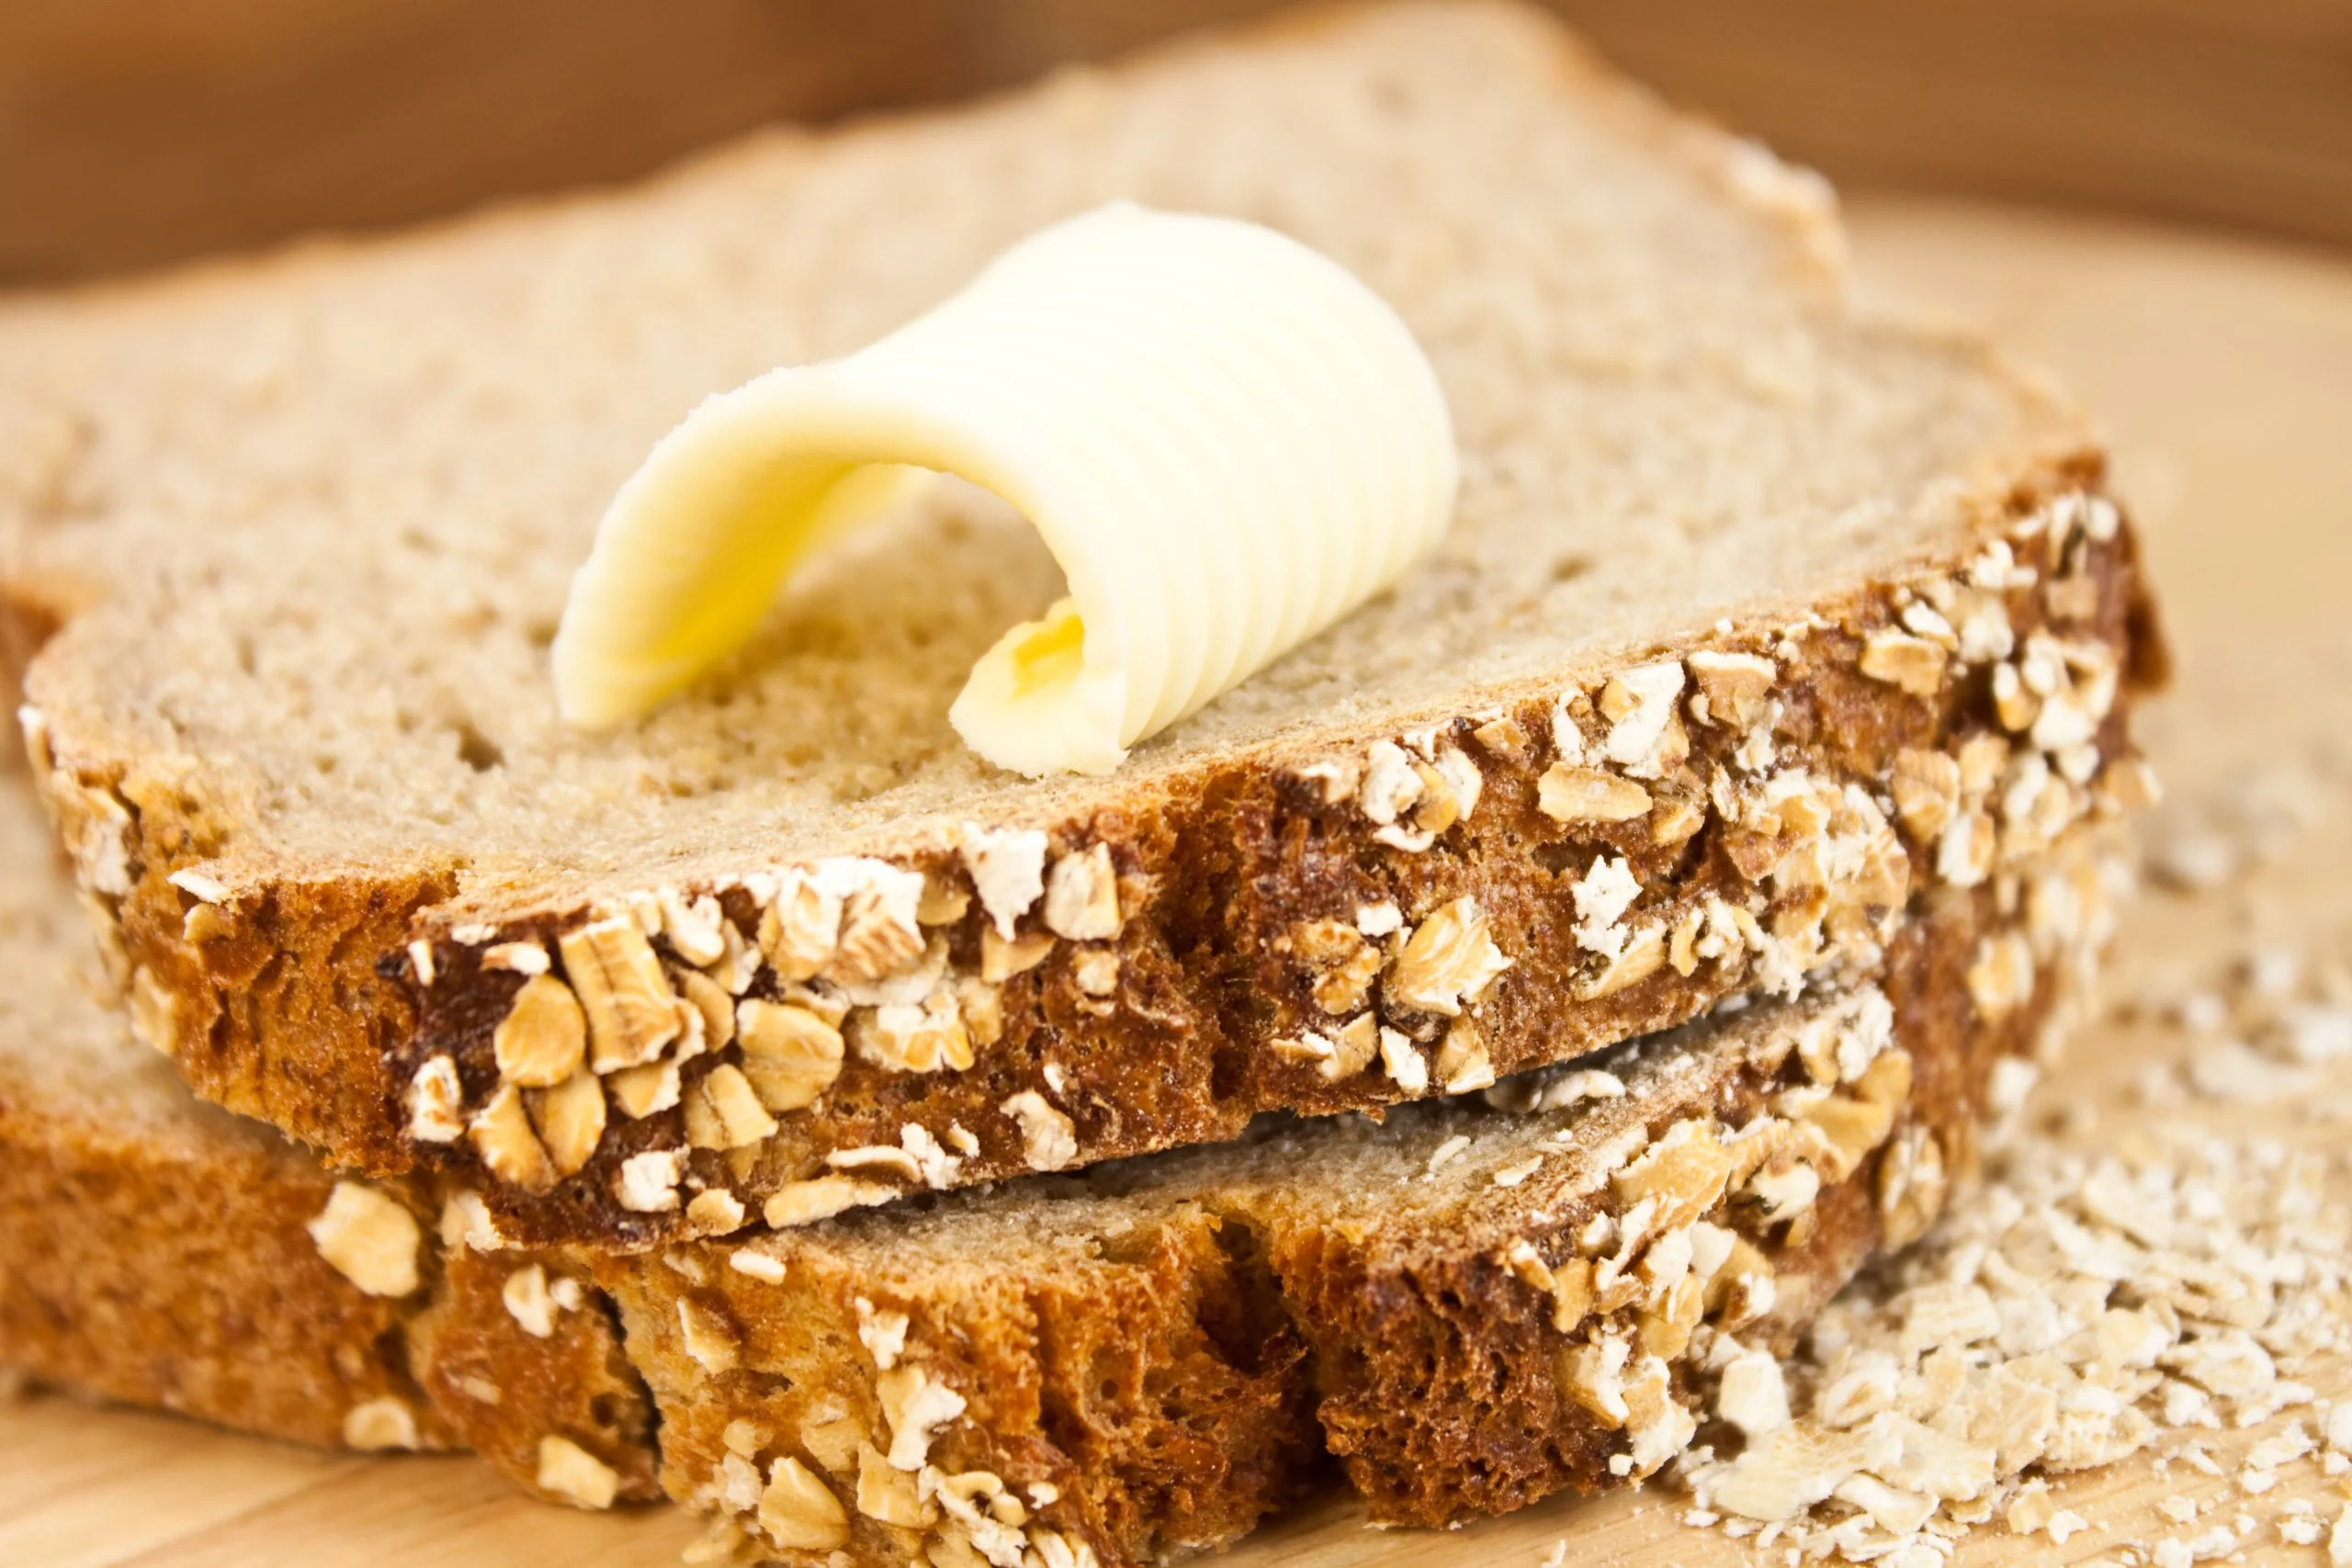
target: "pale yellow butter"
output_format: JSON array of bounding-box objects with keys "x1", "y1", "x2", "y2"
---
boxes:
[{"x1": 553, "y1": 203, "x2": 1457, "y2": 776}]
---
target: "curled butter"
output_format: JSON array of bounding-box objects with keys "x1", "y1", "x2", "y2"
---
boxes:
[{"x1": 553, "y1": 203, "x2": 1457, "y2": 776}]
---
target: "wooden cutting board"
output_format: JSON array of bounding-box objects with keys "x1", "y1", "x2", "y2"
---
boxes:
[{"x1": 5, "y1": 194, "x2": 2350, "y2": 1568}]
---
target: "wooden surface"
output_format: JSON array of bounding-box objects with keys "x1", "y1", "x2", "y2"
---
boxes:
[
  {"x1": 6, "y1": 0, "x2": 2351, "y2": 284},
  {"x1": 4, "y1": 196, "x2": 2351, "y2": 1564}
]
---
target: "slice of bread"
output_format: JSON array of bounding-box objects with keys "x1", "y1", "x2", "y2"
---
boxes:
[
  {"x1": 2, "y1": 0, "x2": 2162, "y2": 1247},
  {"x1": 0, "y1": 787, "x2": 662, "y2": 1506},
  {"x1": 0, "y1": 743, "x2": 2115, "y2": 1555}
]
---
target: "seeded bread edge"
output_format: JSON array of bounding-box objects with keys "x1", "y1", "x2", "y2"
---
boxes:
[
  {"x1": 600, "y1": 809, "x2": 2117, "y2": 1564},
  {"x1": 0, "y1": 1042, "x2": 663, "y2": 1506}
]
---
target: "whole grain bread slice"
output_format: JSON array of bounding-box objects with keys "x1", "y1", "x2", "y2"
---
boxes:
[
  {"x1": 0, "y1": 789, "x2": 662, "y2": 1506},
  {"x1": 1, "y1": 0, "x2": 2163, "y2": 1247},
  {"x1": 601, "y1": 810, "x2": 2122, "y2": 1564}
]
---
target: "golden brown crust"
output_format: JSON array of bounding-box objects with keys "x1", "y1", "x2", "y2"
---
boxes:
[
  {"x1": 0, "y1": 780, "x2": 662, "y2": 1500},
  {"x1": 1282, "y1": 886, "x2": 2031, "y2": 1524},
  {"x1": 608, "y1": 802, "x2": 2115, "y2": 1563},
  {"x1": 409, "y1": 1242, "x2": 663, "y2": 1505},
  {"x1": 0, "y1": 1086, "x2": 666, "y2": 1505},
  {"x1": 598, "y1": 1201, "x2": 1317, "y2": 1565},
  {"x1": 0, "y1": 1091, "x2": 456, "y2": 1451}
]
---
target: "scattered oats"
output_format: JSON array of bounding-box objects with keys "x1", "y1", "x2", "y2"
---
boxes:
[
  {"x1": 408, "y1": 1055, "x2": 466, "y2": 1143},
  {"x1": 855, "y1": 1298, "x2": 910, "y2": 1371},
  {"x1": 1042, "y1": 844, "x2": 1121, "y2": 941},
  {"x1": 1001, "y1": 1090, "x2": 1080, "y2": 1172},
  {"x1": 307, "y1": 1182, "x2": 421, "y2": 1297},
  {"x1": 343, "y1": 1397, "x2": 420, "y2": 1451},
  {"x1": 1717, "y1": 1349, "x2": 1790, "y2": 1438},
  {"x1": 1492, "y1": 1155, "x2": 1544, "y2": 1188},
  {"x1": 1389, "y1": 897, "x2": 1512, "y2": 1014},
  {"x1": 1426, "y1": 1134, "x2": 1472, "y2": 1177},
  {"x1": 1378, "y1": 1025, "x2": 1429, "y2": 1095},
  {"x1": 760, "y1": 1455, "x2": 850, "y2": 1549},
  {"x1": 729, "y1": 1248, "x2": 787, "y2": 1284},
  {"x1": 503, "y1": 1263, "x2": 560, "y2": 1337},
  {"x1": 537, "y1": 1435, "x2": 620, "y2": 1510},
  {"x1": 1678, "y1": 925, "x2": 2352, "y2": 1567},
  {"x1": 616, "y1": 1147, "x2": 685, "y2": 1213},
  {"x1": 876, "y1": 1366, "x2": 967, "y2": 1471}
]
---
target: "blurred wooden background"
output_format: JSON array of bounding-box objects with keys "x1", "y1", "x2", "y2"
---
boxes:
[{"x1": 3, "y1": 0, "x2": 2349, "y2": 284}]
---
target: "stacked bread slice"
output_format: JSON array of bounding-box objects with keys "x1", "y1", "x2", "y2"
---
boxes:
[{"x1": 0, "y1": 2, "x2": 2163, "y2": 1563}]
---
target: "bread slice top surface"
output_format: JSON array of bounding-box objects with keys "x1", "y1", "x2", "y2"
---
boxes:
[{"x1": 4, "y1": 0, "x2": 2077, "y2": 914}]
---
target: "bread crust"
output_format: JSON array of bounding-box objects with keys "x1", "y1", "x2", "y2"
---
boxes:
[
  {"x1": 0, "y1": 1088, "x2": 456, "y2": 1451},
  {"x1": 605, "y1": 808, "x2": 2119, "y2": 1562},
  {"x1": 0, "y1": 1087, "x2": 662, "y2": 1505},
  {"x1": 0, "y1": 753, "x2": 2120, "y2": 1558}
]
